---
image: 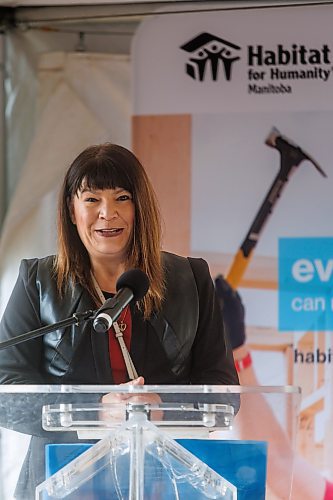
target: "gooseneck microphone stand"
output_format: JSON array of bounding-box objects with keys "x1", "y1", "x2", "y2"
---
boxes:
[{"x1": 0, "y1": 310, "x2": 95, "y2": 351}]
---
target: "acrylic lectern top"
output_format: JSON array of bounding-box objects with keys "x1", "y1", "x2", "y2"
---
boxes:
[{"x1": 0, "y1": 384, "x2": 300, "y2": 500}]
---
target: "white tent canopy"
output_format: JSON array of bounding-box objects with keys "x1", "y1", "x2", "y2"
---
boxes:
[
  {"x1": 0, "y1": 0, "x2": 186, "y2": 4},
  {"x1": 0, "y1": 0, "x2": 328, "y2": 5},
  {"x1": 0, "y1": 2, "x2": 137, "y2": 309}
]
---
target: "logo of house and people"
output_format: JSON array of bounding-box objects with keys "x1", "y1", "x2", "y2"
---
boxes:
[{"x1": 180, "y1": 32, "x2": 241, "y2": 82}]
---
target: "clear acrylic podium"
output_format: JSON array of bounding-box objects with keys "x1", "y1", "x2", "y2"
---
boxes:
[{"x1": 0, "y1": 385, "x2": 301, "y2": 499}]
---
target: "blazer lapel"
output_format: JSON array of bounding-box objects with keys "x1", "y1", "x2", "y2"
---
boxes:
[{"x1": 77, "y1": 291, "x2": 114, "y2": 384}]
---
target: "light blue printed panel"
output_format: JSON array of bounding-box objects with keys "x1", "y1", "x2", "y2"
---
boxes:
[{"x1": 279, "y1": 238, "x2": 333, "y2": 331}]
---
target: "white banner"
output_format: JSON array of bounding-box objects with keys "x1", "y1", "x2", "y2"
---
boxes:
[{"x1": 132, "y1": 4, "x2": 333, "y2": 498}]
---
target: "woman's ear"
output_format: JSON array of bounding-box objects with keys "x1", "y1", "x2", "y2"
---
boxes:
[{"x1": 68, "y1": 198, "x2": 76, "y2": 225}]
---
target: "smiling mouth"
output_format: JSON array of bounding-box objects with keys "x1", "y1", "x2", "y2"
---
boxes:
[{"x1": 96, "y1": 228, "x2": 123, "y2": 236}]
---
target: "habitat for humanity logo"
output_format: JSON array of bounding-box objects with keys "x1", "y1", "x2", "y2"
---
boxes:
[
  {"x1": 180, "y1": 32, "x2": 241, "y2": 82},
  {"x1": 180, "y1": 32, "x2": 333, "y2": 95}
]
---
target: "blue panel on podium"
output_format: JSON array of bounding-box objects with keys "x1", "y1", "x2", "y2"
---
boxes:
[
  {"x1": 46, "y1": 440, "x2": 266, "y2": 499},
  {"x1": 178, "y1": 439, "x2": 267, "y2": 500}
]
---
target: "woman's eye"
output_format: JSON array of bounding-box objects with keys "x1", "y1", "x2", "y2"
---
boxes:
[
  {"x1": 117, "y1": 194, "x2": 132, "y2": 201},
  {"x1": 84, "y1": 197, "x2": 98, "y2": 203}
]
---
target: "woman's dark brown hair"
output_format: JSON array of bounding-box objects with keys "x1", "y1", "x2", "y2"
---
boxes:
[{"x1": 54, "y1": 143, "x2": 164, "y2": 318}]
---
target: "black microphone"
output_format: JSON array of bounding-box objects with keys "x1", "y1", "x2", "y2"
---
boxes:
[{"x1": 93, "y1": 269, "x2": 150, "y2": 333}]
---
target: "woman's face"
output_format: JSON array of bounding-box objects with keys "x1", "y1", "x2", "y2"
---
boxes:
[{"x1": 71, "y1": 186, "x2": 135, "y2": 265}]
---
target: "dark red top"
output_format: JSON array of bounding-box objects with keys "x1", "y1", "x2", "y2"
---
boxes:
[{"x1": 105, "y1": 297, "x2": 132, "y2": 384}]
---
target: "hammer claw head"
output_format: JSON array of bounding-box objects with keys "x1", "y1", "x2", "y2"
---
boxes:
[
  {"x1": 265, "y1": 127, "x2": 327, "y2": 178},
  {"x1": 304, "y1": 153, "x2": 327, "y2": 178}
]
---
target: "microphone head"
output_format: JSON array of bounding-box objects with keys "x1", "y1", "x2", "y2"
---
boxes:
[{"x1": 116, "y1": 269, "x2": 150, "y2": 301}]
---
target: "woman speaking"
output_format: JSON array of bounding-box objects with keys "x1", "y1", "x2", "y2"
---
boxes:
[{"x1": 0, "y1": 142, "x2": 238, "y2": 388}]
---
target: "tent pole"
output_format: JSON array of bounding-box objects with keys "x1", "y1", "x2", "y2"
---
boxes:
[{"x1": 0, "y1": 33, "x2": 6, "y2": 233}]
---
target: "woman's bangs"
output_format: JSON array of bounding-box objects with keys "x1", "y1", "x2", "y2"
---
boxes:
[{"x1": 78, "y1": 161, "x2": 132, "y2": 193}]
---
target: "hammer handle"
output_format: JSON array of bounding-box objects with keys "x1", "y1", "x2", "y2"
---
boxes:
[
  {"x1": 226, "y1": 249, "x2": 251, "y2": 289},
  {"x1": 226, "y1": 158, "x2": 297, "y2": 288}
]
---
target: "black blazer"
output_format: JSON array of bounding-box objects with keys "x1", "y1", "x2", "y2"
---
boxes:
[{"x1": 0, "y1": 251, "x2": 238, "y2": 386}]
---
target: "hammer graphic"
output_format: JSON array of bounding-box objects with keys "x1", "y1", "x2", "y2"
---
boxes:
[{"x1": 226, "y1": 127, "x2": 327, "y2": 289}]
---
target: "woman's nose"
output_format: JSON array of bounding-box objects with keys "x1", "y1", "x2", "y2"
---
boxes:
[{"x1": 99, "y1": 201, "x2": 118, "y2": 220}]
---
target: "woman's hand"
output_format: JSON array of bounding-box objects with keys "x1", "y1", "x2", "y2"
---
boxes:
[{"x1": 101, "y1": 377, "x2": 163, "y2": 423}]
